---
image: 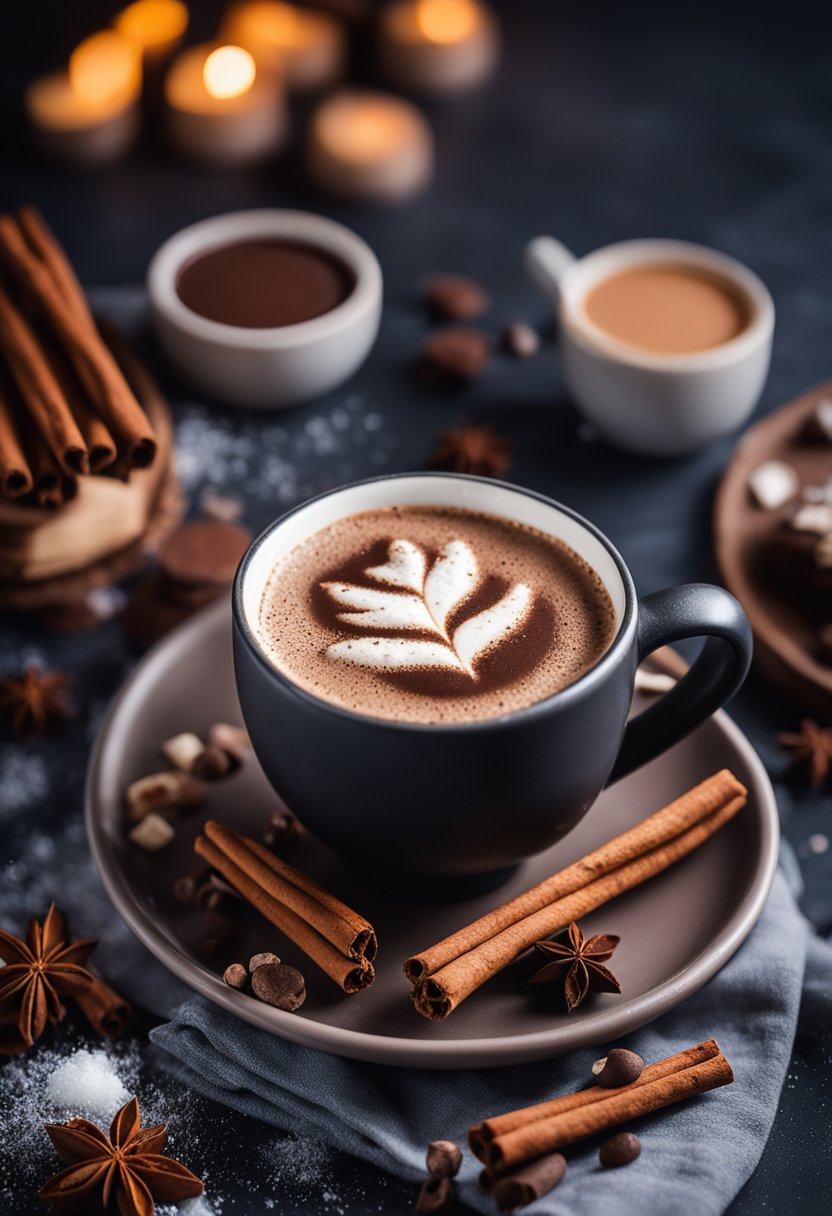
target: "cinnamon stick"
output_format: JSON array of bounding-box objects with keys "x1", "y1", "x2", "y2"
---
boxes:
[
  {"x1": 0, "y1": 279, "x2": 88, "y2": 475},
  {"x1": 73, "y1": 976, "x2": 133, "y2": 1039},
  {"x1": 194, "y1": 825, "x2": 375, "y2": 993},
  {"x1": 469, "y1": 1039, "x2": 720, "y2": 1158},
  {"x1": 484, "y1": 1050, "x2": 733, "y2": 1175},
  {"x1": 0, "y1": 397, "x2": 33, "y2": 497},
  {"x1": 407, "y1": 771, "x2": 747, "y2": 1020},
  {"x1": 17, "y1": 206, "x2": 96, "y2": 327},
  {"x1": 0, "y1": 214, "x2": 156, "y2": 470}
]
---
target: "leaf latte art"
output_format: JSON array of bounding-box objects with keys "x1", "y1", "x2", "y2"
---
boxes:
[{"x1": 322, "y1": 538, "x2": 533, "y2": 679}]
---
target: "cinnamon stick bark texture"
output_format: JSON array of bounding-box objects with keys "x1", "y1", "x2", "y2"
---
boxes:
[
  {"x1": 0, "y1": 280, "x2": 88, "y2": 474},
  {"x1": 73, "y1": 976, "x2": 133, "y2": 1039},
  {"x1": 406, "y1": 771, "x2": 747, "y2": 1020},
  {"x1": 0, "y1": 212, "x2": 156, "y2": 471},
  {"x1": 194, "y1": 820, "x2": 376, "y2": 993},
  {"x1": 469, "y1": 1039, "x2": 720, "y2": 1156},
  {"x1": 0, "y1": 397, "x2": 33, "y2": 496},
  {"x1": 485, "y1": 1051, "x2": 733, "y2": 1175}
]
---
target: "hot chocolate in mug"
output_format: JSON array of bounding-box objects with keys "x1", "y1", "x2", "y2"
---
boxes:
[{"x1": 233, "y1": 473, "x2": 752, "y2": 898}]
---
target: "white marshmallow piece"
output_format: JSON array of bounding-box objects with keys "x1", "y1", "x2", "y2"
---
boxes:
[{"x1": 748, "y1": 460, "x2": 799, "y2": 510}]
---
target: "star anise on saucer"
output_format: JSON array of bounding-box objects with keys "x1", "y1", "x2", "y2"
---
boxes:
[
  {"x1": 429, "y1": 423, "x2": 511, "y2": 478},
  {"x1": 0, "y1": 904, "x2": 96, "y2": 1056},
  {"x1": 39, "y1": 1096, "x2": 204, "y2": 1215},
  {"x1": 528, "y1": 921, "x2": 621, "y2": 1013},
  {"x1": 777, "y1": 719, "x2": 832, "y2": 787},
  {"x1": 0, "y1": 665, "x2": 74, "y2": 740}
]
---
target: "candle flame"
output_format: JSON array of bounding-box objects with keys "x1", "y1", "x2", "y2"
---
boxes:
[
  {"x1": 69, "y1": 30, "x2": 141, "y2": 105},
  {"x1": 203, "y1": 45, "x2": 257, "y2": 100},
  {"x1": 115, "y1": 1, "x2": 189, "y2": 52},
  {"x1": 416, "y1": 0, "x2": 479, "y2": 43}
]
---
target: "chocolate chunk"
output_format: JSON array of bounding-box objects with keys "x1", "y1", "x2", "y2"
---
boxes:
[
  {"x1": 191, "y1": 744, "x2": 232, "y2": 780},
  {"x1": 158, "y1": 520, "x2": 252, "y2": 588},
  {"x1": 422, "y1": 329, "x2": 492, "y2": 380},
  {"x1": 803, "y1": 397, "x2": 832, "y2": 444},
  {"x1": 426, "y1": 1140, "x2": 462, "y2": 1179},
  {"x1": 173, "y1": 873, "x2": 203, "y2": 904},
  {"x1": 424, "y1": 275, "x2": 490, "y2": 321},
  {"x1": 501, "y1": 322, "x2": 540, "y2": 358},
  {"x1": 593, "y1": 1048, "x2": 645, "y2": 1088},
  {"x1": 121, "y1": 575, "x2": 200, "y2": 644},
  {"x1": 195, "y1": 918, "x2": 234, "y2": 960},
  {"x1": 599, "y1": 1131, "x2": 641, "y2": 1168},
  {"x1": 817, "y1": 624, "x2": 832, "y2": 665},
  {"x1": 249, "y1": 951, "x2": 282, "y2": 972},
  {"x1": 262, "y1": 809, "x2": 302, "y2": 850},
  {"x1": 208, "y1": 722, "x2": 250, "y2": 766},
  {"x1": 195, "y1": 881, "x2": 229, "y2": 912},
  {"x1": 223, "y1": 963, "x2": 248, "y2": 990},
  {"x1": 491, "y1": 1152, "x2": 567, "y2": 1212},
  {"x1": 416, "y1": 1175, "x2": 456, "y2": 1213},
  {"x1": 250, "y1": 962, "x2": 306, "y2": 1011}
]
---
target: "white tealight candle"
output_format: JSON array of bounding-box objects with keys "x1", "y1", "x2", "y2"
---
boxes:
[
  {"x1": 306, "y1": 90, "x2": 434, "y2": 205},
  {"x1": 378, "y1": 0, "x2": 500, "y2": 96},
  {"x1": 114, "y1": 0, "x2": 189, "y2": 64},
  {"x1": 25, "y1": 30, "x2": 142, "y2": 165},
  {"x1": 223, "y1": 1, "x2": 346, "y2": 93},
  {"x1": 164, "y1": 43, "x2": 287, "y2": 168}
]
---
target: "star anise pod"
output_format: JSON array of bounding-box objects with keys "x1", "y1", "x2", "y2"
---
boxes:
[
  {"x1": 0, "y1": 665, "x2": 74, "y2": 740},
  {"x1": 777, "y1": 720, "x2": 832, "y2": 788},
  {"x1": 528, "y1": 921, "x2": 621, "y2": 1013},
  {"x1": 429, "y1": 423, "x2": 511, "y2": 478},
  {"x1": 39, "y1": 1096, "x2": 204, "y2": 1215},
  {"x1": 0, "y1": 904, "x2": 96, "y2": 1056}
]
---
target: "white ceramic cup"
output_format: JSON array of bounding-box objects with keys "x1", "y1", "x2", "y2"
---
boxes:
[
  {"x1": 147, "y1": 209, "x2": 383, "y2": 410},
  {"x1": 526, "y1": 237, "x2": 775, "y2": 456}
]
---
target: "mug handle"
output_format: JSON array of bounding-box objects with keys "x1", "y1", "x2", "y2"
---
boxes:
[
  {"x1": 608, "y1": 584, "x2": 753, "y2": 783},
  {"x1": 525, "y1": 236, "x2": 577, "y2": 299}
]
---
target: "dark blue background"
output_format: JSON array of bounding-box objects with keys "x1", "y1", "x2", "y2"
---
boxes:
[{"x1": 1, "y1": 1, "x2": 830, "y2": 1211}]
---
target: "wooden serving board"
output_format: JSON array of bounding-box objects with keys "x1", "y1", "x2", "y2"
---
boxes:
[{"x1": 714, "y1": 382, "x2": 832, "y2": 715}]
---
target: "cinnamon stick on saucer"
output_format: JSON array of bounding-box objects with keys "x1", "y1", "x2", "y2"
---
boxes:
[
  {"x1": 471, "y1": 1039, "x2": 733, "y2": 1178},
  {"x1": 405, "y1": 770, "x2": 747, "y2": 1020},
  {"x1": 194, "y1": 821, "x2": 377, "y2": 994}
]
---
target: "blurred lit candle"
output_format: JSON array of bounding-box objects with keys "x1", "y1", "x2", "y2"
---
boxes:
[
  {"x1": 25, "y1": 30, "x2": 142, "y2": 165},
  {"x1": 378, "y1": 0, "x2": 499, "y2": 96},
  {"x1": 223, "y1": 1, "x2": 345, "y2": 93},
  {"x1": 114, "y1": 0, "x2": 189, "y2": 63},
  {"x1": 165, "y1": 43, "x2": 287, "y2": 167},
  {"x1": 307, "y1": 90, "x2": 433, "y2": 204}
]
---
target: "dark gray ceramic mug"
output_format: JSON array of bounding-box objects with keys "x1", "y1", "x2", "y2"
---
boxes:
[{"x1": 233, "y1": 473, "x2": 752, "y2": 898}]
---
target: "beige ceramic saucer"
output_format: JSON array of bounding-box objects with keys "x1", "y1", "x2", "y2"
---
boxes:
[{"x1": 86, "y1": 601, "x2": 778, "y2": 1068}]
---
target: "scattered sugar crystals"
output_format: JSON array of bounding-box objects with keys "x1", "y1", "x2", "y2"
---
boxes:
[
  {"x1": 0, "y1": 747, "x2": 49, "y2": 817},
  {"x1": 174, "y1": 398, "x2": 393, "y2": 524}
]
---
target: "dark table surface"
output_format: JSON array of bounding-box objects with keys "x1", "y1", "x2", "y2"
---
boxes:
[{"x1": 1, "y1": 1, "x2": 831, "y2": 1212}]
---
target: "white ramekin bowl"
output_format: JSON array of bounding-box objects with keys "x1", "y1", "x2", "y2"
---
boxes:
[{"x1": 147, "y1": 209, "x2": 383, "y2": 410}]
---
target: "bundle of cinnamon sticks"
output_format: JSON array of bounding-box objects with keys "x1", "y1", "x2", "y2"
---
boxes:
[
  {"x1": 471, "y1": 1039, "x2": 733, "y2": 1184},
  {"x1": 405, "y1": 769, "x2": 747, "y2": 1020},
  {"x1": 0, "y1": 206, "x2": 156, "y2": 509},
  {"x1": 195, "y1": 820, "x2": 377, "y2": 994}
]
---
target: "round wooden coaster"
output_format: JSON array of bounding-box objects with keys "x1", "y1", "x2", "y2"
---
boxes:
[{"x1": 714, "y1": 381, "x2": 832, "y2": 715}]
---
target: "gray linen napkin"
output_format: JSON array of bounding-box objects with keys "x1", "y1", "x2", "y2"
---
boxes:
[{"x1": 150, "y1": 863, "x2": 818, "y2": 1216}]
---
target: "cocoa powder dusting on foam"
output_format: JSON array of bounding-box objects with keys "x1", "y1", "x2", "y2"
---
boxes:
[{"x1": 257, "y1": 508, "x2": 616, "y2": 724}]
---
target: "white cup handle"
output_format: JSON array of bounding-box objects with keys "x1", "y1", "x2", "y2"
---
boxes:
[{"x1": 525, "y1": 236, "x2": 577, "y2": 300}]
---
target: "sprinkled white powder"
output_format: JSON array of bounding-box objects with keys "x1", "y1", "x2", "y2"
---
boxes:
[
  {"x1": 46, "y1": 1049, "x2": 130, "y2": 1118},
  {"x1": 0, "y1": 748, "x2": 50, "y2": 816}
]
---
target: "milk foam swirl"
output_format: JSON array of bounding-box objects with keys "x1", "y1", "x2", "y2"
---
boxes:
[{"x1": 321, "y1": 538, "x2": 533, "y2": 678}]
